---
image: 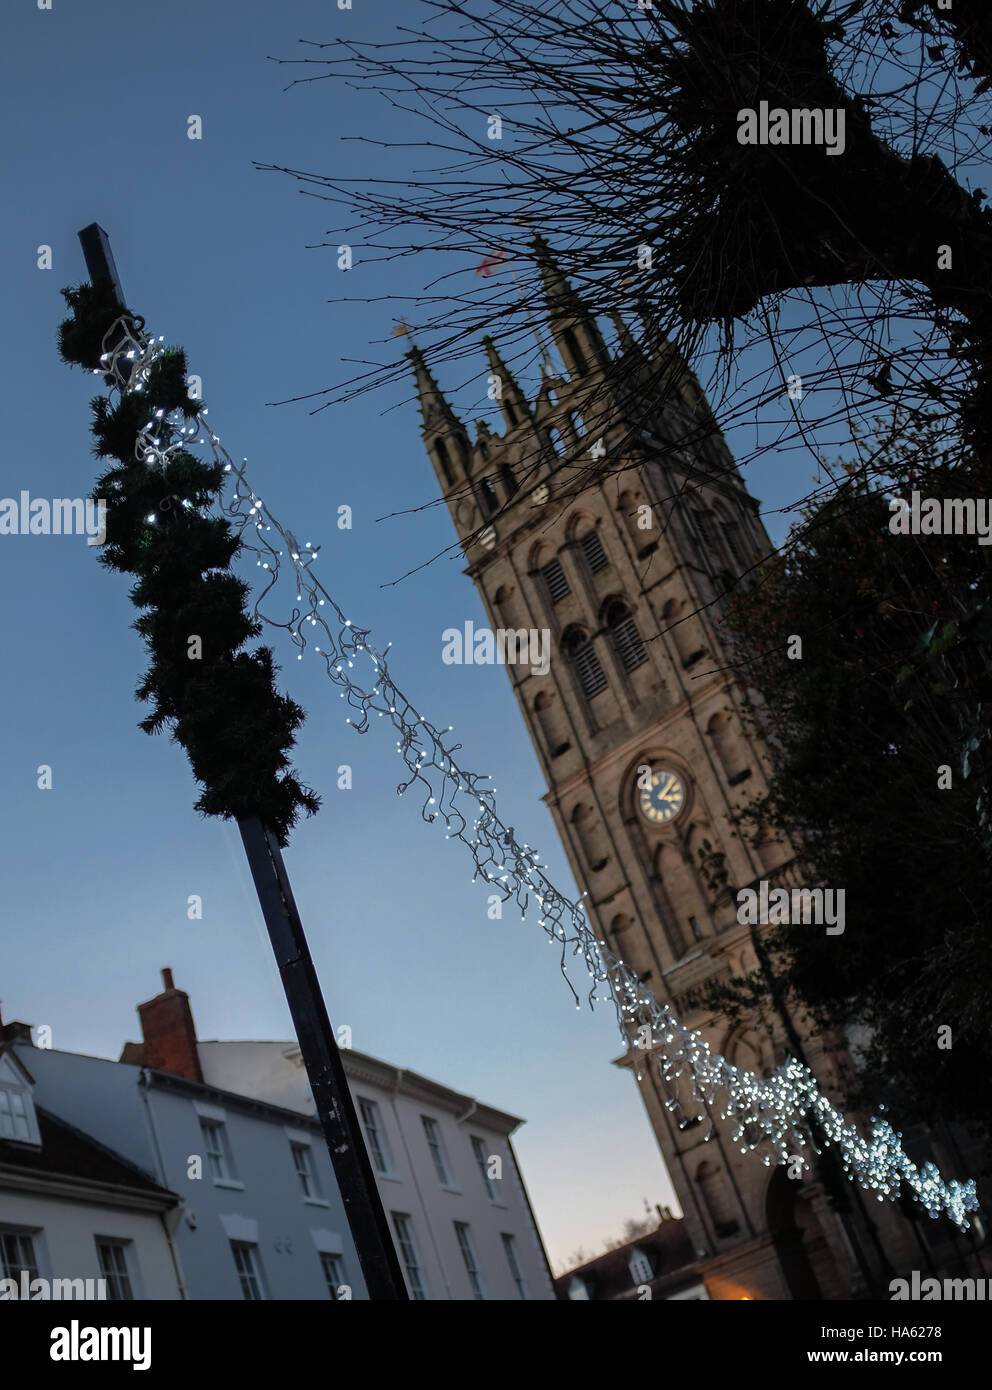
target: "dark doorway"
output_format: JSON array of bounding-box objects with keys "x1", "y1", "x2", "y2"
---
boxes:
[{"x1": 766, "y1": 1167, "x2": 824, "y2": 1300}]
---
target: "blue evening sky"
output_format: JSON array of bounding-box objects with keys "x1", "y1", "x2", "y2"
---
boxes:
[{"x1": 1, "y1": 0, "x2": 816, "y2": 1267}]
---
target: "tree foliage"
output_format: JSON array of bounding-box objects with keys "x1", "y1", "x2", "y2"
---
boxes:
[{"x1": 722, "y1": 417, "x2": 992, "y2": 1138}]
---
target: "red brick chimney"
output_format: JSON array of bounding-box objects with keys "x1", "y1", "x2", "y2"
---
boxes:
[{"x1": 124, "y1": 969, "x2": 203, "y2": 1082}]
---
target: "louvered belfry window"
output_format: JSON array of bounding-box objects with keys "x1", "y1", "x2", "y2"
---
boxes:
[
  {"x1": 541, "y1": 556, "x2": 570, "y2": 603},
  {"x1": 607, "y1": 602, "x2": 647, "y2": 671},
  {"x1": 565, "y1": 630, "x2": 608, "y2": 698},
  {"x1": 579, "y1": 527, "x2": 609, "y2": 574}
]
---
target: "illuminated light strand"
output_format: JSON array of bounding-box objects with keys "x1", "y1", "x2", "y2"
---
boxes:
[{"x1": 93, "y1": 317, "x2": 979, "y2": 1230}]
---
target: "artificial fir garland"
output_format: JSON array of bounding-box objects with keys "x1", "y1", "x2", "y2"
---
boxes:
[{"x1": 57, "y1": 279, "x2": 319, "y2": 845}]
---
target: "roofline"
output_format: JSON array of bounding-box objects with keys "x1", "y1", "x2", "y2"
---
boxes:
[
  {"x1": 0, "y1": 1041, "x2": 35, "y2": 1085},
  {"x1": 10, "y1": 1040, "x2": 329, "y2": 1132},
  {"x1": 342, "y1": 1047, "x2": 523, "y2": 1132},
  {"x1": 13, "y1": 1038, "x2": 525, "y2": 1134},
  {"x1": 197, "y1": 1040, "x2": 526, "y2": 1134},
  {"x1": 34, "y1": 1105, "x2": 176, "y2": 1193},
  {"x1": 557, "y1": 1220, "x2": 699, "y2": 1281},
  {"x1": 0, "y1": 1107, "x2": 179, "y2": 1210},
  {"x1": 0, "y1": 1163, "x2": 178, "y2": 1214},
  {"x1": 138, "y1": 1065, "x2": 331, "y2": 1129}
]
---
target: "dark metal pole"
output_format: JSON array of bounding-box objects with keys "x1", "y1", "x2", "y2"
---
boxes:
[
  {"x1": 238, "y1": 818, "x2": 409, "y2": 1300},
  {"x1": 79, "y1": 222, "x2": 127, "y2": 300},
  {"x1": 77, "y1": 226, "x2": 409, "y2": 1301},
  {"x1": 78, "y1": 223, "x2": 138, "y2": 386}
]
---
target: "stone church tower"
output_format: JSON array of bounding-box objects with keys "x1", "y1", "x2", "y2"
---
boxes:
[{"x1": 408, "y1": 239, "x2": 935, "y2": 1299}]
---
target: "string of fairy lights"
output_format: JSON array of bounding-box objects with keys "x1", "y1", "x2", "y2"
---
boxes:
[{"x1": 95, "y1": 315, "x2": 979, "y2": 1231}]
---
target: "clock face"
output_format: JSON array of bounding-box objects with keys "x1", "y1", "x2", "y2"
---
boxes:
[{"x1": 639, "y1": 769, "x2": 686, "y2": 826}]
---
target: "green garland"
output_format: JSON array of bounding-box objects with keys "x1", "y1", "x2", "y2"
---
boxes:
[{"x1": 57, "y1": 279, "x2": 319, "y2": 846}]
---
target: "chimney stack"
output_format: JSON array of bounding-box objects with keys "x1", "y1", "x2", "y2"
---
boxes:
[
  {"x1": 2, "y1": 1021, "x2": 34, "y2": 1045},
  {"x1": 1, "y1": 997, "x2": 36, "y2": 1045},
  {"x1": 129, "y1": 969, "x2": 203, "y2": 1082}
]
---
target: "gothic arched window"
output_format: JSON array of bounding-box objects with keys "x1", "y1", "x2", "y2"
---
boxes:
[
  {"x1": 609, "y1": 912, "x2": 635, "y2": 943},
  {"x1": 697, "y1": 1161, "x2": 739, "y2": 1237},
  {"x1": 563, "y1": 328, "x2": 588, "y2": 376},
  {"x1": 714, "y1": 510, "x2": 743, "y2": 567},
  {"x1": 563, "y1": 628, "x2": 607, "y2": 699},
  {"x1": 690, "y1": 507, "x2": 714, "y2": 548},
  {"x1": 478, "y1": 480, "x2": 499, "y2": 516},
  {"x1": 547, "y1": 428, "x2": 565, "y2": 457},
  {"x1": 663, "y1": 597, "x2": 702, "y2": 668},
  {"x1": 571, "y1": 803, "x2": 609, "y2": 873},
  {"x1": 707, "y1": 711, "x2": 749, "y2": 784},
  {"x1": 616, "y1": 490, "x2": 648, "y2": 545},
  {"x1": 540, "y1": 555, "x2": 570, "y2": 604},
  {"x1": 579, "y1": 527, "x2": 609, "y2": 575},
  {"x1": 534, "y1": 690, "x2": 569, "y2": 757},
  {"x1": 569, "y1": 411, "x2": 586, "y2": 437},
  {"x1": 500, "y1": 464, "x2": 518, "y2": 500},
  {"x1": 606, "y1": 601, "x2": 647, "y2": 672},
  {"x1": 493, "y1": 584, "x2": 520, "y2": 630},
  {"x1": 434, "y1": 437, "x2": 455, "y2": 487}
]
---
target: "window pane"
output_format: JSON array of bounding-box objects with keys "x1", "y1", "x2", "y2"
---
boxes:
[
  {"x1": 1, "y1": 1232, "x2": 38, "y2": 1280},
  {"x1": 97, "y1": 1242, "x2": 134, "y2": 1300},
  {"x1": 291, "y1": 1142, "x2": 313, "y2": 1197},
  {"x1": 454, "y1": 1222, "x2": 485, "y2": 1299},
  {"x1": 422, "y1": 1117, "x2": 450, "y2": 1186},
  {"x1": 0, "y1": 1090, "x2": 30, "y2": 1141},
  {"x1": 502, "y1": 1233, "x2": 528, "y2": 1299},
  {"x1": 9, "y1": 1092, "x2": 30, "y2": 1140},
  {"x1": 321, "y1": 1253, "x2": 346, "y2": 1299},
  {"x1": 359, "y1": 1099, "x2": 388, "y2": 1174},
  {"x1": 392, "y1": 1214, "x2": 428, "y2": 1300},
  {"x1": 231, "y1": 1243, "x2": 263, "y2": 1300},
  {"x1": 200, "y1": 1120, "x2": 229, "y2": 1180},
  {"x1": 471, "y1": 1137, "x2": 498, "y2": 1200}
]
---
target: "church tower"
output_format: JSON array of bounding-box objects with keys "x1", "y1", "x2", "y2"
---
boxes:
[{"x1": 409, "y1": 242, "x2": 923, "y2": 1300}]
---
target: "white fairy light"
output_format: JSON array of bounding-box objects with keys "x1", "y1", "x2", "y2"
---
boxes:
[{"x1": 89, "y1": 311, "x2": 980, "y2": 1233}]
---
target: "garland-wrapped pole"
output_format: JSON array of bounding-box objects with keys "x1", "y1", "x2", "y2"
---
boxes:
[{"x1": 64, "y1": 224, "x2": 408, "y2": 1303}]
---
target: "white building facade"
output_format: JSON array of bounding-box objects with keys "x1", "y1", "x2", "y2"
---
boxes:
[
  {"x1": 198, "y1": 1040, "x2": 556, "y2": 1301},
  {"x1": 9, "y1": 1041, "x2": 368, "y2": 1301},
  {"x1": 4, "y1": 969, "x2": 555, "y2": 1301},
  {"x1": 0, "y1": 1046, "x2": 184, "y2": 1300}
]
